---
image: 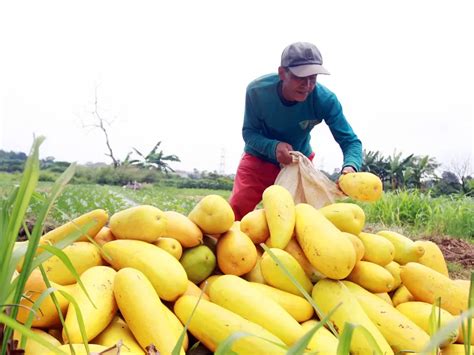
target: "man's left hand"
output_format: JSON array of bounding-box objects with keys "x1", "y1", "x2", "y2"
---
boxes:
[
  {"x1": 337, "y1": 166, "x2": 356, "y2": 193},
  {"x1": 341, "y1": 166, "x2": 356, "y2": 175}
]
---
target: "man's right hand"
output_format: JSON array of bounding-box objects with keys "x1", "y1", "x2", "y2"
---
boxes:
[{"x1": 276, "y1": 142, "x2": 294, "y2": 165}]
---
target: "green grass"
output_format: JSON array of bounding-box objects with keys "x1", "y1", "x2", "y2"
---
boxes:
[
  {"x1": 0, "y1": 172, "x2": 22, "y2": 197},
  {"x1": 0, "y1": 138, "x2": 76, "y2": 355},
  {"x1": 447, "y1": 262, "x2": 464, "y2": 274},
  {"x1": 354, "y1": 190, "x2": 473, "y2": 241}
]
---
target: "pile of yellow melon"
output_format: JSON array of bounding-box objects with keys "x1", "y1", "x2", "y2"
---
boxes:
[{"x1": 12, "y1": 173, "x2": 472, "y2": 354}]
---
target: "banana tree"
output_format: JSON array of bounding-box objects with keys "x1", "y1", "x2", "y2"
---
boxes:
[
  {"x1": 361, "y1": 150, "x2": 390, "y2": 185},
  {"x1": 132, "y1": 141, "x2": 180, "y2": 174},
  {"x1": 405, "y1": 155, "x2": 440, "y2": 189},
  {"x1": 386, "y1": 151, "x2": 414, "y2": 190}
]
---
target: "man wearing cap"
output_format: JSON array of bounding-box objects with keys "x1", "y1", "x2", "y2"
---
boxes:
[{"x1": 229, "y1": 41, "x2": 363, "y2": 221}]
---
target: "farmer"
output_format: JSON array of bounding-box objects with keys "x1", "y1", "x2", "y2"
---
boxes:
[{"x1": 229, "y1": 41, "x2": 362, "y2": 221}]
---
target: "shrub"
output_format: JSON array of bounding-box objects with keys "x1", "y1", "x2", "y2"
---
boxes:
[
  {"x1": 38, "y1": 171, "x2": 59, "y2": 182},
  {"x1": 177, "y1": 177, "x2": 233, "y2": 191}
]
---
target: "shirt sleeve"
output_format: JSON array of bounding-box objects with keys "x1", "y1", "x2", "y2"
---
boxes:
[
  {"x1": 242, "y1": 90, "x2": 280, "y2": 161},
  {"x1": 323, "y1": 94, "x2": 363, "y2": 171}
]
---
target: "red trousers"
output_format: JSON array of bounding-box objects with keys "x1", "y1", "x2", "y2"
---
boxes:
[{"x1": 229, "y1": 152, "x2": 315, "y2": 221}]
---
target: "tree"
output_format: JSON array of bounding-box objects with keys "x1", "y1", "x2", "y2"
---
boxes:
[
  {"x1": 361, "y1": 150, "x2": 389, "y2": 184},
  {"x1": 82, "y1": 88, "x2": 120, "y2": 168},
  {"x1": 405, "y1": 155, "x2": 439, "y2": 189},
  {"x1": 131, "y1": 141, "x2": 180, "y2": 173},
  {"x1": 433, "y1": 171, "x2": 462, "y2": 195},
  {"x1": 82, "y1": 90, "x2": 180, "y2": 172},
  {"x1": 386, "y1": 151, "x2": 414, "y2": 190},
  {"x1": 448, "y1": 157, "x2": 473, "y2": 195},
  {"x1": 0, "y1": 150, "x2": 28, "y2": 172},
  {"x1": 0, "y1": 150, "x2": 27, "y2": 161}
]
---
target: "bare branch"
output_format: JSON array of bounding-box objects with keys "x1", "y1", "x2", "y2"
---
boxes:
[
  {"x1": 449, "y1": 156, "x2": 473, "y2": 193},
  {"x1": 89, "y1": 88, "x2": 119, "y2": 168}
]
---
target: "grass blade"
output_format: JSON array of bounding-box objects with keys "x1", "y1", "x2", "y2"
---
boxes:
[
  {"x1": 421, "y1": 307, "x2": 474, "y2": 353},
  {"x1": 188, "y1": 341, "x2": 201, "y2": 352},
  {"x1": 0, "y1": 312, "x2": 66, "y2": 354},
  {"x1": 336, "y1": 323, "x2": 354, "y2": 355},
  {"x1": 13, "y1": 217, "x2": 99, "y2": 303},
  {"x1": 14, "y1": 162, "x2": 77, "y2": 290},
  {"x1": 214, "y1": 331, "x2": 286, "y2": 355},
  {"x1": 171, "y1": 283, "x2": 207, "y2": 355},
  {"x1": 35, "y1": 244, "x2": 96, "y2": 308},
  {"x1": 287, "y1": 303, "x2": 340, "y2": 355},
  {"x1": 463, "y1": 272, "x2": 473, "y2": 355},
  {"x1": 337, "y1": 323, "x2": 383, "y2": 355},
  {"x1": 6, "y1": 242, "x2": 29, "y2": 292},
  {"x1": 214, "y1": 331, "x2": 249, "y2": 355},
  {"x1": 56, "y1": 289, "x2": 90, "y2": 352},
  {"x1": 0, "y1": 137, "x2": 43, "y2": 274},
  {"x1": 0, "y1": 137, "x2": 43, "y2": 354},
  {"x1": 6, "y1": 221, "x2": 97, "y2": 307},
  {"x1": 0, "y1": 138, "x2": 80, "y2": 355},
  {"x1": 20, "y1": 286, "x2": 58, "y2": 344},
  {"x1": 427, "y1": 297, "x2": 442, "y2": 355},
  {"x1": 260, "y1": 243, "x2": 339, "y2": 338},
  {"x1": 29, "y1": 219, "x2": 97, "y2": 269},
  {"x1": 6, "y1": 160, "x2": 76, "y2": 351},
  {"x1": 37, "y1": 266, "x2": 80, "y2": 355}
]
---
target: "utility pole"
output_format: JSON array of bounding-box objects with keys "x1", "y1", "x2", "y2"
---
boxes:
[{"x1": 219, "y1": 147, "x2": 226, "y2": 175}]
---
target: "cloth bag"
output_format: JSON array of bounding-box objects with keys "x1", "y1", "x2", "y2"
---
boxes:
[{"x1": 274, "y1": 151, "x2": 345, "y2": 209}]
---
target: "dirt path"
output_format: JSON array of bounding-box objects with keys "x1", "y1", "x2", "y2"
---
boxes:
[{"x1": 107, "y1": 189, "x2": 138, "y2": 207}]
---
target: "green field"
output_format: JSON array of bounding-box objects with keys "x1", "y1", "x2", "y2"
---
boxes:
[
  {"x1": 0, "y1": 173, "x2": 472, "y2": 242},
  {"x1": 0, "y1": 174, "x2": 231, "y2": 225}
]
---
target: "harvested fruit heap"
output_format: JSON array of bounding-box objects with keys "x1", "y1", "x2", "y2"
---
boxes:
[{"x1": 12, "y1": 172, "x2": 472, "y2": 354}]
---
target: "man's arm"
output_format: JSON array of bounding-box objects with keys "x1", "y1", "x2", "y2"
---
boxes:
[
  {"x1": 242, "y1": 91, "x2": 290, "y2": 163},
  {"x1": 323, "y1": 95, "x2": 362, "y2": 171}
]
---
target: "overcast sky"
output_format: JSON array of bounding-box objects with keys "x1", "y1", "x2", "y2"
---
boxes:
[{"x1": 1, "y1": 0, "x2": 473, "y2": 175}]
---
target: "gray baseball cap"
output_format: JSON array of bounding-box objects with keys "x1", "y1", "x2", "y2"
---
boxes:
[{"x1": 281, "y1": 42, "x2": 330, "y2": 77}]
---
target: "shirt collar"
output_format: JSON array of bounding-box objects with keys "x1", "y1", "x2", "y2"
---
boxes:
[{"x1": 277, "y1": 81, "x2": 298, "y2": 107}]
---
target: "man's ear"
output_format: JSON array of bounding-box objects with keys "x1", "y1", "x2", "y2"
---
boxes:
[{"x1": 278, "y1": 66, "x2": 287, "y2": 81}]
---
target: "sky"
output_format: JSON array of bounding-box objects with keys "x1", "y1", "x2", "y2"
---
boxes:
[{"x1": 1, "y1": 0, "x2": 473, "y2": 175}]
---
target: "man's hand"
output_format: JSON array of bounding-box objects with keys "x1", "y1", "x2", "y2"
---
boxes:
[
  {"x1": 341, "y1": 166, "x2": 356, "y2": 174},
  {"x1": 276, "y1": 142, "x2": 293, "y2": 165},
  {"x1": 337, "y1": 166, "x2": 356, "y2": 193}
]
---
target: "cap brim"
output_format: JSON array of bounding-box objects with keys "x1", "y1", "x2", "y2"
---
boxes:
[{"x1": 289, "y1": 64, "x2": 330, "y2": 77}]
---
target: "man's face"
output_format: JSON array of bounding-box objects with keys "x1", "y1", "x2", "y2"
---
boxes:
[{"x1": 279, "y1": 67, "x2": 317, "y2": 102}]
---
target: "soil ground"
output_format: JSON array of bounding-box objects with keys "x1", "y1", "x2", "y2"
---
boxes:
[{"x1": 424, "y1": 235, "x2": 474, "y2": 280}]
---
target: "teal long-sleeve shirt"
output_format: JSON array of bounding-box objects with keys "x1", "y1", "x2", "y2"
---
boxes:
[{"x1": 242, "y1": 74, "x2": 362, "y2": 170}]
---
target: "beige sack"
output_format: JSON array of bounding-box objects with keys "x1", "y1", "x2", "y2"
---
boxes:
[{"x1": 274, "y1": 151, "x2": 345, "y2": 209}]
